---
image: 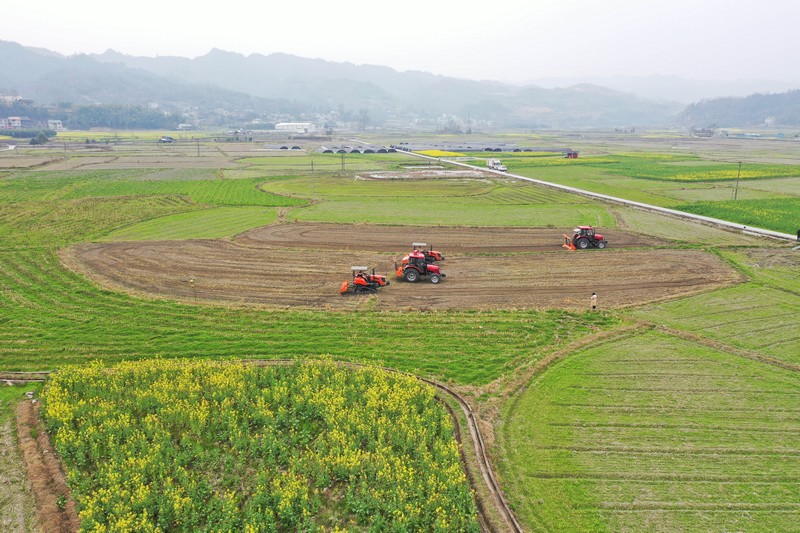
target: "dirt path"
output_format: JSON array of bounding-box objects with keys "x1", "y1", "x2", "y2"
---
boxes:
[
  {"x1": 15, "y1": 400, "x2": 78, "y2": 533},
  {"x1": 0, "y1": 406, "x2": 39, "y2": 533}
]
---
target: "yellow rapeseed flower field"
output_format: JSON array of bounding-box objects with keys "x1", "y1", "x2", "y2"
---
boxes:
[{"x1": 43, "y1": 358, "x2": 479, "y2": 531}]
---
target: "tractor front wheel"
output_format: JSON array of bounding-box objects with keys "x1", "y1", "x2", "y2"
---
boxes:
[
  {"x1": 429, "y1": 274, "x2": 441, "y2": 284},
  {"x1": 404, "y1": 269, "x2": 419, "y2": 282},
  {"x1": 576, "y1": 238, "x2": 590, "y2": 249},
  {"x1": 597, "y1": 241, "x2": 606, "y2": 249}
]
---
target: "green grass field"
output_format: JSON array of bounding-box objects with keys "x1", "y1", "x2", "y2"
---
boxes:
[
  {"x1": 483, "y1": 151, "x2": 800, "y2": 232},
  {"x1": 678, "y1": 198, "x2": 800, "y2": 234},
  {"x1": 498, "y1": 329, "x2": 800, "y2": 533},
  {"x1": 101, "y1": 206, "x2": 280, "y2": 241},
  {"x1": 261, "y1": 175, "x2": 616, "y2": 227},
  {"x1": 2, "y1": 134, "x2": 799, "y2": 531}
]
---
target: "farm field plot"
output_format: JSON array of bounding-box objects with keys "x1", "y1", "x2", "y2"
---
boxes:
[
  {"x1": 55, "y1": 156, "x2": 237, "y2": 170},
  {"x1": 633, "y1": 282, "x2": 800, "y2": 367},
  {"x1": 258, "y1": 171, "x2": 618, "y2": 227},
  {"x1": 733, "y1": 247, "x2": 800, "y2": 292},
  {"x1": 64, "y1": 227, "x2": 742, "y2": 311},
  {"x1": 0, "y1": 384, "x2": 41, "y2": 533},
  {"x1": 101, "y1": 207, "x2": 280, "y2": 241},
  {"x1": 498, "y1": 330, "x2": 800, "y2": 533},
  {"x1": 4, "y1": 133, "x2": 800, "y2": 531},
  {"x1": 677, "y1": 198, "x2": 800, "y2": 234},
  {"x1": 614, "y1": 206, "x2": 782, "y2": 246},
  {"x1": 236, "y1": 223, "x2": 661, "y2": 253},
  {"x1": 1, "y1": 246, "x2": 617, "y2": 383},
  {"x1": 42, "y1": 359, "x2": 479, "y2": 531}
]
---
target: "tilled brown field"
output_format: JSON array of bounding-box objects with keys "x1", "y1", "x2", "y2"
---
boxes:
[
  {"x1": 64, "y1": 225, "x2": 743, "y2": 311},
  {"x1": 235, "y1": 223, "x2": 660, "y2": 253}
]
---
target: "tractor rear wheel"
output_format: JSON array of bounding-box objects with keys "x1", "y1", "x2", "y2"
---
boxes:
[
  {"x1": 429, "y1": 274, "x2": 441, "y2": 284},
  {"x1": 576, "y1": 238, "x2": 590, "y2": 249},
  {"x1": 404, "y1": 269, "x2": 419, "y2": 282}
]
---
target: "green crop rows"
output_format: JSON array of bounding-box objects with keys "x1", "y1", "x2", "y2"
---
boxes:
[
  {"x1": 499, "y1": 330, "x2": 800, "y2": 533},
  {"x1": 2, "y1": 136, "x2": 799, "y2": 531},
  {"x1": 101, "y1": 207, "x2": 279, "y2": 241},
  {"x1": 677, "y1": 198, "x2": 800, "y2": 234}
]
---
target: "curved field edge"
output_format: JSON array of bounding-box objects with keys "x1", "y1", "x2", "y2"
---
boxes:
[
  {"x1": 496, "y1": 328, "x2": 800, "y2": 533},
  {"x1": 41, "y1": 359, "x2": 480, "y2": 532},
  {"x1": 630, "y1": 248, "x2": 800, "y2": 368},
  {"x1": 99, "y1": 206, "x2": 280, "y2": 241},
  {"x1": 0, "y1": 248, "x2": 622, "y2": 384}
]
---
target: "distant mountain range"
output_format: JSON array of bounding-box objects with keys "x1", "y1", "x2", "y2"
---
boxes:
[
  {"x1": 680, "y1": 90, "x2": 800, "y2": 128},
  {"x1": 522, "y1": 75, "x2": 800, "y2": 105},
  {"x1": 1, "y1": 40, "x2": 798, "y2": 129}
]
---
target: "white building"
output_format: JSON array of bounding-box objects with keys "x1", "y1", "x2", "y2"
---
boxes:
[
  {"x1": 275, "y1": 122, "x2": 317, "y2": 134},
  {"x1": 48, "y1": 120, "x2": 64, "y2": 131}
]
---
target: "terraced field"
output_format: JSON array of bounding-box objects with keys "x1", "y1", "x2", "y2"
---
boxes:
[
  {"x1": 499, "y1": 330, "x2": 800, "y2": 532},
  {"x1": 3, "y1": 135, "x2": 800, "y2": 531}
]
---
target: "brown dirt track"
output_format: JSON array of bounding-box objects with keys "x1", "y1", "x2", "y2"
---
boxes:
[{"x1": 63, "y1": 224, "x2": 743, "y2": 311}]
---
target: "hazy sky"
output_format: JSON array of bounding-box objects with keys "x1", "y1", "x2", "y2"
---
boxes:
[{"x1": 4, "y1": 0, "x2": 799, "y2": 84}]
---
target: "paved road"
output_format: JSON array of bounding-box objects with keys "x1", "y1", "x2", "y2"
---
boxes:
[{"x1": 402, "y1": 150, "x2": 797, "y2": 243}]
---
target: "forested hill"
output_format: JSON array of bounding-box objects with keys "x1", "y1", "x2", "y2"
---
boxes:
[
  {"x1": 680, "y1": 90, "x2": 800, "y2": 128},
  {"x1": 0, "y1": 40, "x2": 682, "y2": 129}
]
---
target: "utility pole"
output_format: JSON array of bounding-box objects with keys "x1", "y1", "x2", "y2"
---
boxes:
[{"x1": 733, "y1": 161, "x2": 742, "y2": 200}]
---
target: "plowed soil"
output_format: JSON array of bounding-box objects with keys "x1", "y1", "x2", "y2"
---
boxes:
[
  {"x1": 64, "y1": 224, "x2": 743, "y2": 310},
  {"x1": 235, "y1": 223, "x2": 657, "y2": 253}
]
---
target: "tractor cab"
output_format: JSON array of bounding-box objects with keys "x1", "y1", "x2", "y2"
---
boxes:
[
  {"x1": 351, "y1": 266, "x2": 370, "y2": 287},
  {"x1": 407, "y1": 251, "x2": 427, "y2": 269},
  {"x1": 340, "y1": 266, "x2": 389, "y2": 294}
]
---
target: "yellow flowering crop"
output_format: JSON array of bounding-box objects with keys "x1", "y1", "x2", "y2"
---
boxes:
[{"x1": 42, "y1": 359, "x2": 479, "y2": 531}]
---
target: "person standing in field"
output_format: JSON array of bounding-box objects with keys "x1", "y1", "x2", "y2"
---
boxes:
[{"x1": 590, "y1": 292, "x2": 597, "y2": 311}]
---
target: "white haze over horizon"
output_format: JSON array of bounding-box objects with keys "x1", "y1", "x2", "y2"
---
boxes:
[{"x1": 3, "y1": 0, "x2": 799, "y2": 87}]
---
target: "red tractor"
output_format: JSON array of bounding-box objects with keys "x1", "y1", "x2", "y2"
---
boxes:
[
  {"x1": 400, "y1": 242, "x2": 444, "y2": 266},
  {"x1": 412, "y1": 242, "x2": 444, "y2": 262},
  {"x1": 563, "y1": 226, "x2": 607, "y2": 250},
  {"x1": 396, "y1": 251, "x2": 445, "y2": 283},
  {"x1": 340, "y1": 267, "x2": 390, "y2": 294}
]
